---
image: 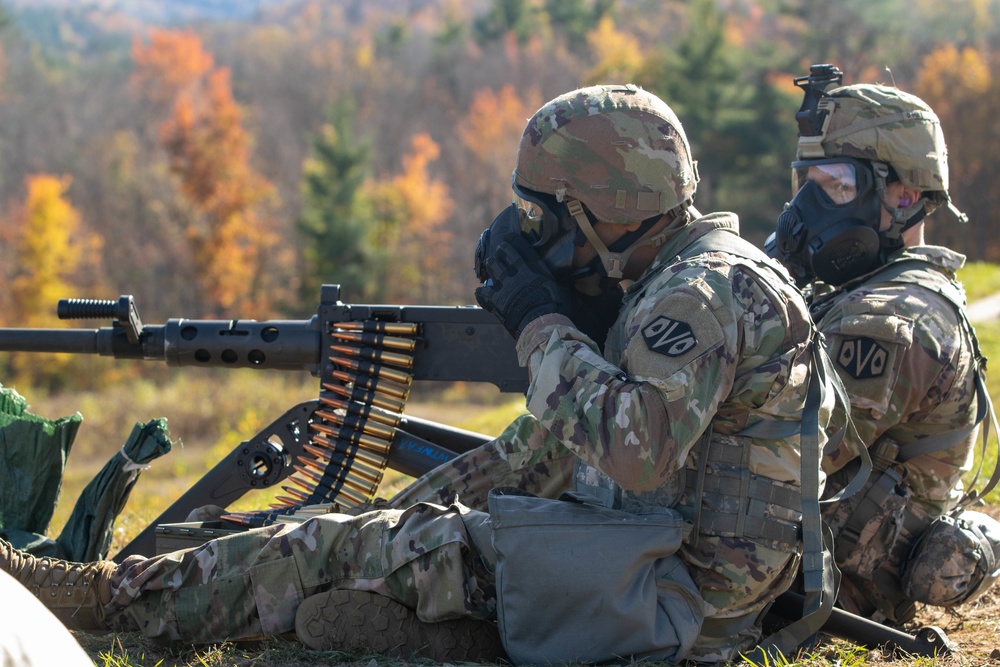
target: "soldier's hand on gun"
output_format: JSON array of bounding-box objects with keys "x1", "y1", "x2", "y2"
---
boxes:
[{"x1": 475, "y1": 234, "x2": 573, "y2": 339}]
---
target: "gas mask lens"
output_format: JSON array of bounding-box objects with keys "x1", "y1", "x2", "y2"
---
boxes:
[
  {"x1": 791, "y1": 159, "x2": 865, "y2": 205},
  {"x1": 511, "y1": 189, "x2": 582, "y2": 282},
  {"x1": 513, "y1": 193, "x2": 560, "y2": 246}
]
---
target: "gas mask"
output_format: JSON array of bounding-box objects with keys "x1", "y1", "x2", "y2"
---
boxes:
[
  {"x1": 767, "y1": 157, "x2": 897, "y2": 287},
  {"x1": 474, "y1": 190, "x2": 624, "y2": 350},
  {"x1": 476, "y1": 185, "x2": 652, "y2": 290},
  {"x1": 474, "y1": 191, "x2": 585, "y2": 286}
]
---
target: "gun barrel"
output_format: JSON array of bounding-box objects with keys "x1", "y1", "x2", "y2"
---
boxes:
[
  {"x1": 0, "y1": 286, "x2": 528, "y2": 390},
  {"x1": 0, "y1": 319, "x2": 323, "y2": 374},
  {"x1": 0, "y1": 328, "x2": 107, "y2": 355}
]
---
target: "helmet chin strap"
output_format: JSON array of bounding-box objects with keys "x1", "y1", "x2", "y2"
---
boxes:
[{"x1": 566, "y1": 199, "x2": 680, "y2": 280}]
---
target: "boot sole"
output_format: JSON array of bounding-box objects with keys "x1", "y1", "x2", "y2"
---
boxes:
[{"x1": 294, "y1": 589, "x2": 506, "y2": 662}]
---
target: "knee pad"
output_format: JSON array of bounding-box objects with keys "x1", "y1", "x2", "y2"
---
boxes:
[{"x1": 901, "y1": 510, "x2": 1000, "y2": 607}]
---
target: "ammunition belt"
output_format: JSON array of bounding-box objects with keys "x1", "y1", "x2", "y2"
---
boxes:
[
  {"x1": 288, "y1": 321, "x2": 416, "y2": 508},
  {"x1": 233, "y1": 320, "x2": 417, "y2": 525}
]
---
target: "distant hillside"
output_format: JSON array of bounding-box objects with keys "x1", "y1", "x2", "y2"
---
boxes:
[
  {"x1": 1, "y1": 0, "x2": 302, "y2": 60},
  {"x1": 1, "y1": 0, "x2": 485, "y2": 54},
  {"x1": 4, "y1": 0, "x2": 289, "y2": 25}
]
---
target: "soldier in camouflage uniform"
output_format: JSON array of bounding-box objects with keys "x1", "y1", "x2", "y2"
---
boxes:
[
  {"x1": 768, "y1": 76, "x2": 1000, "y2": 626},
  {"x1": 1, "y1": 85, "x2": 845, "y2": 663}
]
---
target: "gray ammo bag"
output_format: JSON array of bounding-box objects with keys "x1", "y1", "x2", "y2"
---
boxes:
[{"x1": 488, "y1": 487, "x2": 704, "y2": 665}]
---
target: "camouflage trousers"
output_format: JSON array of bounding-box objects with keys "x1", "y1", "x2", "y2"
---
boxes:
[
  {"x1": 103, "y1": 414, "x2": 797, "y2": 661},
  {"x1": 820, "y1": 462, "x2": 929, "y2": 624},
  {"x1": 105, "y1": 415, "x2": 578, "y2": 642}
]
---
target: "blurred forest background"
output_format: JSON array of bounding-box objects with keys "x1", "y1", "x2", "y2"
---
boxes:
[{"x1": 1, "y1": 0, "x2": 999, "y2": 392}]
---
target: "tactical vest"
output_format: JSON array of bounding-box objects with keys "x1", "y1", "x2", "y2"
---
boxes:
[
  {"x1": 576, "y1": 225, "x2": 855, "y2": 657},
  {"x1": 828, "y1": 256, "x2": 996, "y2": 505},
  {"x1": 865, "y1": 258, "x2": 991, "y2": 484},
  {"x1": 582, "y1": 227, "x2": 816, "y2": 540}
]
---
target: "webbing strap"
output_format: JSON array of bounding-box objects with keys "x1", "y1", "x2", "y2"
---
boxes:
[
  {"x1": 687, "y1": 426, "x2": 713, "y2": 549},
  {"x1": 676, "y1": 506, "x2": 800, "y2": 546},
  {"x1": 756, "y1": 339, "x2": 842, "y2": 660},
  {"x1": 956, "y1": 375, "x2": 1000, "y2": 510},
  {"x1": 692, "y1": 471, "x2": 802, "y2": 512}
]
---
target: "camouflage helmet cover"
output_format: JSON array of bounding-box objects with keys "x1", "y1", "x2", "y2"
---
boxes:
[
  {"x1": 806, "y1": 83, "x2": 951, "y2": 206},
  {"x1": 513, "y1": 84, "x2": 699, "y2": 225}
]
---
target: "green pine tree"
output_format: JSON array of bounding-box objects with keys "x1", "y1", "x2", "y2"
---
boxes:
[
  {"x1": 635, "y1": 0, "x2": 797, "y2": 241},
  {"x1": 295, "y1": 97, "x2": 376, "y2": 309},
  {"x1": 473, "y1": 0, "x2": 538, "y2": 45}
]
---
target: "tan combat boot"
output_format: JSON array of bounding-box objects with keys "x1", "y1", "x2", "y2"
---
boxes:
[
  {"x1": 0, "y1": 536, "x2": 117, "y2": 632},
  {"x1": 295, "y1": 589, "x2": 507, "y2": 662}
]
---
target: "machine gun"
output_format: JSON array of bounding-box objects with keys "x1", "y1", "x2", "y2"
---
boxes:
[
  {"x1": 0, "y1": 285, "x2": 952, "y2": 658},
  {"x1": 0, "y1": 285, "x2": 527, "y2": 560}
]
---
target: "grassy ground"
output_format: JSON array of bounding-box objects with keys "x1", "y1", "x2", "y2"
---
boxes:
[{"x1": 958, "y1": 261, "x2": 1000, "y2": 303}]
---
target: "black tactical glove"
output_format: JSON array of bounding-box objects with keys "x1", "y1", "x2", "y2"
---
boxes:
[
  {"x1": 474, "y1": 204, "x2": 522, "y2": 284},
  {"x1": 475, "y1": 234, "x2": 573, "y2": 339}
]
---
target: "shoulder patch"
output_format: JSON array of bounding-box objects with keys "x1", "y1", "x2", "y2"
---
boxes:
[
  {"x1": 837, "y1": 337, "x2": 888, "y2": 379},
  {"x1": 642, "y1": 316, "x2": 697, "y2": 357}
]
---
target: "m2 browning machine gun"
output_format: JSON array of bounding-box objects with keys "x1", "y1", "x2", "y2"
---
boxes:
[
  {"x1": 0, "y1": 285, "x2": 528, "y2": 560},
  {"x1": 0, "y1": 285, "x2": 952, "y2": 658}
]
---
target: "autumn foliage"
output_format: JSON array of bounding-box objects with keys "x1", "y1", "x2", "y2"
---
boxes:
[
  {"x1": 8, "y1": 176, "x2": 103, "y2": 323},
  {"x1": 915, "y1": 45, "x2": 1000, "y2": 258},
  {"x1": 457, "y1": 84, "x2": 541, "y2": 176},
  {"x1": 133, "y1": 30, "x2": 286, "y2": 317},
  {"x1": 130, "y1": 29, "x2": 214, "y2": 108},
  {"x1": 4, "y1": 175, "x2": 103, "y2": 388},
  {"x1": 0, "y1": 1, "x2": 999, "y2": 389},
  {"x1": 368, "y1": 133, "x2": 455, "y2": 303}
]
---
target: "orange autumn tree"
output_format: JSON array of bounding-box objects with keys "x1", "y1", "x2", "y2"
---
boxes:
[
  {"x1": 132, "y1": 30, "x2": 286, "y2": 317},
  {"x1": 5, "y1": 175, "x2": 103, "y2": 388},
  {"x1": 368, "y1": 133, "x2": 455, "y2": 304},
  {"x1": 585, "y1": 16, "x2": 645, "y2": 83},
  {"x1": 131, "y1": 29, "x2": 213, "y2": 109},
  {"x1": 458, "y1": 84, "x2": 541, "y2": 184},
  {"x1": 457, "y1": 85, "x2": 542, "y2": 222},
  {"x1": 915, "y1": 45, "x2": 999, "y2": 259}
]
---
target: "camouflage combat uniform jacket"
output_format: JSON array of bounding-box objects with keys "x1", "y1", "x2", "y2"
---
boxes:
[
  {"x1": 815, "y1": 245, "x2": 980, "y2": 623},
  {"x1": 514, "y1": 211, "x2": 838, "y2": 660}
]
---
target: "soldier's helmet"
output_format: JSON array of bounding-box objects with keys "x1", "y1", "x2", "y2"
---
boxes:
[
  {"x1": 512, "y1": 84, "x2": 699, "y2": 225},
  {"x1": 807, "y1": 83, "x2": 952, "y2": 214}
]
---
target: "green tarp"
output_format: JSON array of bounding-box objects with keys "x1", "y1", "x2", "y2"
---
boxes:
[{"x1": 0, "y1": 383, "x2": 172, "y2": 560}]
